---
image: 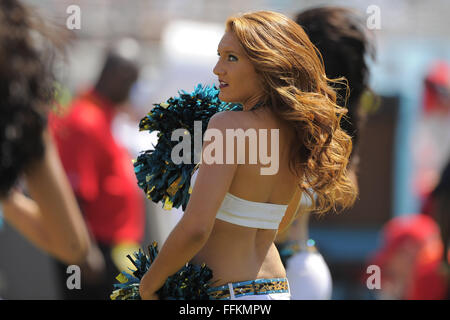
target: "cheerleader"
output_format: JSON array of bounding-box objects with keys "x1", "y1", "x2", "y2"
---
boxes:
[{"x1": 137, "y1": 11, "x2": 357, "y2": 300}]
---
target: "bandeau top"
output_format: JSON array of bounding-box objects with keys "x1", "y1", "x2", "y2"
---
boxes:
[{"x1": 190, "y1": 168, "x2": 287, "y2": 230}]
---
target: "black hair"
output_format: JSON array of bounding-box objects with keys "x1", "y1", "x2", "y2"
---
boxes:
[
  {"x1": 296, "y1": 7, "x2": 375, "y2": 161},
  {"x1": 94, "y1": 51, "x2": 139, "y2": 105},
  {"x1": 0, "y1": 0, "x2": 56, "y2": 197}
]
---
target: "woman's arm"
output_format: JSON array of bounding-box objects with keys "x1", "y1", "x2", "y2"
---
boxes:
[
  {"x1": 2, "y1": 129, "x2": 91, "y2": 265},
  {"x1": 139, "y1": 113, "x2": 238, "y2": 299}
]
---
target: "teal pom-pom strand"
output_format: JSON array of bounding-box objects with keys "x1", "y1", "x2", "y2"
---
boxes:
[
  {"x1": 110, "y1": 241, "x2": 214, "y2": 300},
  {"x1": 134, "y1": 84, "x2": 241, "y2": 211}
]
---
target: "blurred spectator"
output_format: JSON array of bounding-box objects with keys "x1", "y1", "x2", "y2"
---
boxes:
[
  {"x1": 422, "y1": 157, "x2": 450, "y2": 298},
  {"x1": 0, "y1": 0, "x2": 91, "y2": 267},
  {"x1": 368, "y1": 214, "x2": 447, "y2": 300},
  {"x1": 49, "y1": 50, "x2": 145, "y2": 299},
  {"x1": 413, "y1": 61, "x2": 450, "y2": 204},
  {"x1": 423, "y1": 61, "x2": 450, "y2": 114}
]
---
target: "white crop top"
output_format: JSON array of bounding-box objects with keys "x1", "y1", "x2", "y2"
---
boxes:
[{"x1": 190, "y1": 168, "x2": 287, "y2": 229}]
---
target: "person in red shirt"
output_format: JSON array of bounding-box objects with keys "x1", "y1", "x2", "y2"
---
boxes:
[
  {"x1": 368, "y1": 214, "x2": 447, "y2": 300},
  {"x1": 50, "y1": 51, "x2": 144, "y2": 299}
]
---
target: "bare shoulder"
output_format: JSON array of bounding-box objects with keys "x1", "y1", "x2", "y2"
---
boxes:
[
  {"x1": 208, "y1": 110, "x2": 256, "y2": 131},
  {"x1": 208, "y1": 111, "x2": 238, "y2": 129}
]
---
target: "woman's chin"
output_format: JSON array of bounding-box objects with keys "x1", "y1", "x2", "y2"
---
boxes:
[{"x1": 218, "y1": 92, "x2": 230, "y2": 102}]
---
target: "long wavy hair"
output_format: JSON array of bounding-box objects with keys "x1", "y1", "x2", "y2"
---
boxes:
[
  {"x1": 225, "y1": 11, "x2": 357, "y2": 214},
  {"x1": 296, "y1": 7, "x2": 376, "y2": 169},
  {"x1": 0, "y1": 0, "x2": 63, "y2": 198}
]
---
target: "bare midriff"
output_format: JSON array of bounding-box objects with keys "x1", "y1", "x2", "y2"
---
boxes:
[{"x1": 190, "y1": 219, "x2": 286, "y2": 286}]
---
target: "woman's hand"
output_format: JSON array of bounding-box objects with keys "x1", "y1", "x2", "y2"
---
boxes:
[
  {"x1": 80, "y1": 242, "x2": 106, "y2": 284},
  {"x1": 139, "y1": 280, "x2": 160, "y2": 300},
  {"x1": 139, "y1": 271, "x2": 163, "y2": 300}
]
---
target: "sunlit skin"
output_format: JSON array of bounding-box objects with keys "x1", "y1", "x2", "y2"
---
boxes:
[
  {"x1": 214, "y1": 31, "x2": 264, "y2": 111},
  {"x1": 2, "y1": 130, "x2": 91, "y2": 266},
  {"x1": 139, "y1": 30, "x2": 299, "y2": 300}
]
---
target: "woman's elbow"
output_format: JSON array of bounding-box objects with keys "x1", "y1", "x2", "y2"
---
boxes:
[
  {"x1": 180, "y1": 210, "x2": 214, "y2": 244},
  {"x1": 71, "y1": 240, "x2": 90, "y2": 264},
  {"x1": 188, "y1": 226, "x2": 210, "y2": 244},
  {"x1": 57, "y1": 237, "x2": 90, "y2": 265},
  {"x1": 184, "y1": 221, "x2": 211, "y2": 244}
]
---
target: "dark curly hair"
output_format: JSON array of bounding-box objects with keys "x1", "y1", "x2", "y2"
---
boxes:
[
  {"x1": 0, "y1": 0, "x2": 57, "y2": 198},
  {"x1": 296, "y1": 7, "x2": 375, "y2": 163}
]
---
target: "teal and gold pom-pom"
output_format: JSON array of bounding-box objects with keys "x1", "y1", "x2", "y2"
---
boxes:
[
  {"x1": 134, "y1": 84, "x2": 241, "y2": 211},
  {"x1": 110, "y1": 241, "x2": 214, "y2": 300}
]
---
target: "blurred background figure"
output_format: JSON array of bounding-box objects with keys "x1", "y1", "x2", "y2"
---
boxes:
[
  {"x1": 423, "y1": 61, "x2": 450, "y2": 114},
  {"x1": 0, "y1": 0, "x2": 92, "y2": 292},
  {"x1": 49, "y1": 48, "x2": 145, "y2": 299},
  {"x1": 421, "y1": 157, "x2": 450, "y2": 298},
  {"x1": 275, "y1": 6, "x2": 375, "y2": 300},
  {"x1": 367, "y1": 213, "x2": 447, "y2": 300},
  {"x1": 412, "y1": 61, "x2": 450, "y2": 209}
]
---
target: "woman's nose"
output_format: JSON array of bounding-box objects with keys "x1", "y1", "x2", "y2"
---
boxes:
[{"x1": 213, "y1": 61, "x2": 224, "y2": 76}]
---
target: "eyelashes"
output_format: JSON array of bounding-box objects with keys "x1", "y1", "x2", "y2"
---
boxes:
[{"x1": 217, "y1": 53, "x2": 238, "y2": 62}]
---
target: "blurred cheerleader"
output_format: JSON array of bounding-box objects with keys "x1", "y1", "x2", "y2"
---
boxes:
[{"x1": 0, "y1": 0, "x2": 94, "y2": 268}]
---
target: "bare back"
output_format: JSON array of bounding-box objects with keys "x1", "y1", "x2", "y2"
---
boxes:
[{"x1": 190, "y1": 108, "x2": 299, "y2": 285}]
